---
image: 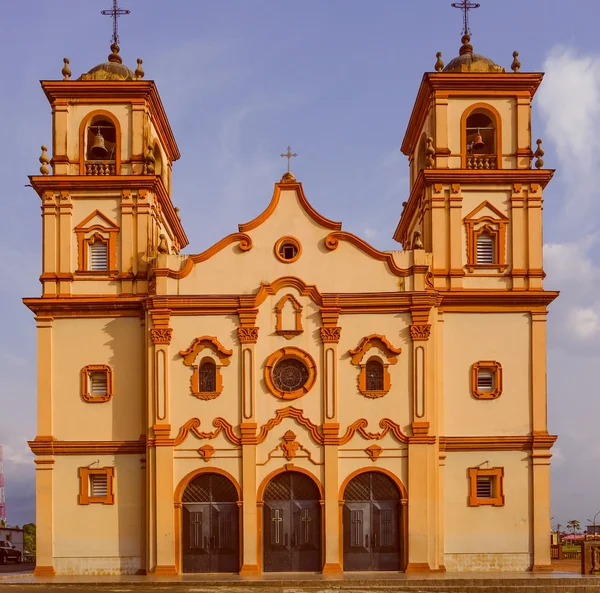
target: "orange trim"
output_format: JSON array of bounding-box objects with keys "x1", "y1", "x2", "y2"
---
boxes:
[
  {"x1": 256, "y1": 467, "x2": 325, "y2": 573},
  {"x1": 356, "y1": 356, "x2": 392, "y2": 399},
  {"x1": 264, "y1": 347, "x2": 317, "y2": 400},
  {"x1": 81, "y1": 364, "x2": 113, "y2": 403},
  {"x1": 440, "y1": 434, "x2": 557, "y2": 451},
  {"x1": 33, "y1": 566, "x2": 56, "y2": 576},
  {"x1": 78, "y1": 109, "x2": 122, "y2": 175},
  {"x1": 325, "y1": 232, "x2": 413, "y2": 277},
  {"x1": 468, "y1": 466, "x2": 505, "y2": 507},
  {"x1": 349, "y1": 334, "x2": 402, "y2": 365},
  {"x1": 154, "y1": 233, "x2": 252, "y2": 280},
  {"x1": 460, "y1": 102, "x2": 503, "y2": 169},
  {"x1": 173, "y1": 468, "x2": 242, "y2": 575},
  {"x1": 471, "y1": 361, "x2": 503, "y2": 399},
  {"x1": 171, "y1": 417, "x2": 241, "y2": 447},
  {"x1": 239, "y1": 182, "x2": 341, "y2": 233},
  {"x1": 78, "y1": 466, "x2": 115, "y2": 505},
  {"x1": 254, "y1": 276, "x2": 324, "y2": 308},
  {"x1": 464, "y1": 201, "x2": 509, "y2": 273},
  {"x1": 274, "y1": 235, "x2": 302, "y2": 263},
  {"x1": 179, "y1": 336, "x2": 233, "y2": 365}
]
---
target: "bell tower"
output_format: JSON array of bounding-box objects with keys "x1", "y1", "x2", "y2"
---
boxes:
[
  {"x1": 30, "y1": 43, "x2": 188, "y2": 298},
  {"x1": 394, "y1": 33, "x2": 552, "y2": 292}
]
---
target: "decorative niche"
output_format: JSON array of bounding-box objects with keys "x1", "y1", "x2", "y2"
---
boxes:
[
  {"x1": 74, "y1": 210, "x2": 119, "y2": 275},
  {"x1": 471, "y1": 361, "x2": 502, "y2": 399},
  {"x1": 274, "y1": 294, "x2": 303, "y2": 339},
  {"x1": 179, "y1": 337, "x2": 233, "y2": 400},
  {"x1": 349, "y1": 335, "x2": 402, "y2": 398},
  {"x1": 464, "y1": 201, "x2": 509, "y2": 273}
]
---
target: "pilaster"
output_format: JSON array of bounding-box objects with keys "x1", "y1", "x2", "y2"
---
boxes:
[
  {"x1": 41, "y1": 191, "x2": 58, "y2": 296},
  {"x1": 120, "y1": 190, "x2": 134, "y2": 294},
  {"x1": 33, "y1": 458, "x2": 55, "y2": 576},
  {"x1": 57, "y1": 190, "x2": 72, "y2": 295}
]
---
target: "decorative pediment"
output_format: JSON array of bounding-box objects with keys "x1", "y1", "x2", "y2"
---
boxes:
[
  {"x1": 179, "y1": 336, "x2": 233, "y2": 366},
  {"x1": 238, "y1": 182, "x2": 342, "y2": 233},
  {"x1": 349, "y1": 334, "x2": 402, "y2": 365},
  {"x1": 464, "y1": 200, "x2": 509, "y2": 223},
  {"x1": 74, "y1": 209, "x2": 119, "y2": 232}
]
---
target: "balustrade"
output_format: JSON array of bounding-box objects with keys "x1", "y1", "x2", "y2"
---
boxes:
[{"x1": 85, "y1": 161, "x2": 116, "y2": 176}]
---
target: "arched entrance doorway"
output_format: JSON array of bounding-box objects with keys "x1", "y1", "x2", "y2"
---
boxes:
[
  {"x1": 263, "y1": 471, "x2": 321, "y2": 572},
  {"x1": 181, "y1": 473, "x2": 239, "y2": 573},
  {"x1": 342, "y1": 471, "x2": 402, "y2": 571}
]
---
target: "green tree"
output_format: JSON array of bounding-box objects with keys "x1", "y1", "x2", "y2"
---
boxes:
[
  {"x1": 22, "y1": 523, "x2": 36, "y2": 556},
  {"x1": 567, "y1": 520, "x2": 581, "y2": 535}
]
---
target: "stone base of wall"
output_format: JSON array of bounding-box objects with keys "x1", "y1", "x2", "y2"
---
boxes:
[
  {"x1": 444, "y1": 553, "x2": 532, "y2": 572},
  {"x1": 54, "y1": 556, "x2": 141, "y2": 575}
]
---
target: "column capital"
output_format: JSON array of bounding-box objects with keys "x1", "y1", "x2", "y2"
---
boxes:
[
  {"x1": 320, "y1": 327, "x2": 341, "y2": 343},
  {"x1": 409, "y1": 324, "x2": 431, "y2": 341},
  {"x1": 238, "y1": 327, "x2": 259, "y2": 343},
  {"x1": 150, "y1": 328, "x2": 173, "y2": 345}
]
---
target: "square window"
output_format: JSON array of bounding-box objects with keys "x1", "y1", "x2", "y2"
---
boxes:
[
  {"x1": 468, "y1": 467, "x2": 504, "y2": 507},
  {"x1": 79, "y1": 467, "x2": 115, "y2": 505},
  {"x1": 471, "y1": 361, "x2": 502, "y2": 399},
  {"x1": 81, "y1": 365, "x2": 113, "y2": 403}
]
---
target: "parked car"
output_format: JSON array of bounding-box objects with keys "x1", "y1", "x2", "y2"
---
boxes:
[{"x1": 0, "y1": 541, "x2": 21, "y2": 564}]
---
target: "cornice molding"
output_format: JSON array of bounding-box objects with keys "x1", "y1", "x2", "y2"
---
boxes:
[
  {"x1": 401, "y1": 72, "x2": 544, "y2": 156},
  {"x1": 394, "y1": 169, "x2": 554, "y2": 245},
  {"x1": 39, "y1": 79, "x2": 180, "y2": 161},
  {"x1": 29, "y1": 175, "x2": 189, "y2": 248}
]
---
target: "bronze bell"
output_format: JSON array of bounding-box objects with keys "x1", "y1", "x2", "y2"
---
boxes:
[
  {"x1": 89, "y1": 130, "x2": 109, "y2": 160},
  {"x1": 472, "y1": 131, "x2": 485, "y2": 151}
]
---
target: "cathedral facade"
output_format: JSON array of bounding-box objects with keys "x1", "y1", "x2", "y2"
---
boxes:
[{"x1": 26, "y1": 35, "x2": 558, "y2": 575}]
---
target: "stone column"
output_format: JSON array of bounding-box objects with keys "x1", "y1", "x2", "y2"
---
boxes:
[
  {"x1": 149, "y1": 314, "x2": 176, "y2": 574},
  {"x1": 320, "y1": 323, "x2": 342, "y2": 574},
  {"x1": 237, "y1": 313, "x2": 260, "y2": 575}
]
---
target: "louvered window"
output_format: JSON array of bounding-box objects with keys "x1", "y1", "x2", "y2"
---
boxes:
[
  {"x1": 90, "y1": 473, "x2": 108, "y2": 498},
  {"x1": 476, "y1": 233, "x2": 495, "y2": 264},
  {"x1": 476, "y1": 476, "x2": 493, "y2": 499},
  {"x1": 89, "y1": 241, "x2": 108, "y2": 271},
  {"x1": 89, "y1": 371, "x2": 108, "y2": 396},
  {"x1": 477, "y1": 369, "x2": 494, "y2": 391}
]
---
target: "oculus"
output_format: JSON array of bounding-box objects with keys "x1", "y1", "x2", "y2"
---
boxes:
[
  {"x1": 274, "y1": 236, "x2": 302, "y2": 263},
  {"x1": 264, "y1": 347, "x2": 317, "y2": 400}
]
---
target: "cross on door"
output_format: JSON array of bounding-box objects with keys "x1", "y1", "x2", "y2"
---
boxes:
[
  {"x1": 272, "y1": 509, "x2": 283, "y2": 544},
  {"x1": 301, "y1": 509, "x2": 312, "y2": 543},
  {"x1": 351, "y1": 510, "x2": 362, "y2": 545},
  {"x1": 381, "y1": 510, "x2": 391, "y2": 546}
]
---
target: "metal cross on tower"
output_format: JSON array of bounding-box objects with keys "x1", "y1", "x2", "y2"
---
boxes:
[
  {"x1": 101, "y1": 0, "x2": 131, "y2": 45},
  {"x1": 451, "y1": 0, "x2": 480, "y2": 35},
  {"x1": 280, "y1": 146, "x2": 297, "y2": 173}
]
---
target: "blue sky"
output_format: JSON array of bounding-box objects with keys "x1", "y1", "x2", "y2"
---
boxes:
[{"x1": 2, "y1": 0, "x2": 600, "y2": 531}]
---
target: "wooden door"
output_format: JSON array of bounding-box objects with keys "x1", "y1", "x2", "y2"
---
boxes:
[
  {"x1": 182, "y1": 474, "x2": 239, "y2": 573},
  {"x1": 343, "y1": 472, "x2": 401, "y2": 571},
  {"x1": 263, "y1": 472, "x2": 321, "y2": 572}
]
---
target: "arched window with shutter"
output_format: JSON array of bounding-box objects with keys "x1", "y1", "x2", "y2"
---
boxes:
[
  {"x1": 365, "y1": 359, "x2": 384, "y2": 391},
  {"x1": 199, "y1": 359, "x2": 217, "y2": 394}
]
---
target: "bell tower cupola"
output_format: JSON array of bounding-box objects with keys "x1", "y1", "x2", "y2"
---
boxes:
[{"x1": 394, "y1": 5, "x2": 553, "y2": 293}]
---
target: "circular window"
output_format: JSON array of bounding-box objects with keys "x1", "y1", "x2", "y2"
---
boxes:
[
  {"x1": 274, "y1": 236, "x2": 302, "y2": 263},
  {"x1": 273, "y1": 358, "x2": 309, "y2": 393},
  {"x1": 264, "y1": 347, "x2": 317, "y2": 400}
]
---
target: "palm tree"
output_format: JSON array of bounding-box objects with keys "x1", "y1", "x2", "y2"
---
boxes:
[{"x1": 567, "y1": 520, "x2": 581, "y2": 535}]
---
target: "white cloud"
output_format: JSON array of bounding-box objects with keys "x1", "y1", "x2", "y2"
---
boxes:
[{"x1": 568, "y1": 307, "x2": 599, "y2": 339}]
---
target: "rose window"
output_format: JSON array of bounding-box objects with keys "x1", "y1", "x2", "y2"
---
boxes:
[{"x1": 272, "y1": 358, "x2": 309, "y2": 393}]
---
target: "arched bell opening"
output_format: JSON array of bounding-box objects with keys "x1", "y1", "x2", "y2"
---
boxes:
[
  {"x1": 462, "y1": 105, "x2": 501, "y2": 170},
  {"x1": 81, "y1": 112, "x2": 120, "y2": 175},
  {"x1": 180, "y1": 472, "x2": 240, "y2": 573}
]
